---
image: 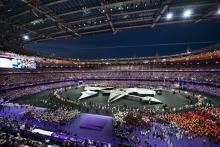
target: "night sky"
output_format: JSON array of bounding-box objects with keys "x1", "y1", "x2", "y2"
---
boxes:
[{"x1": 26, "y1": 19, "x2": 220, "y2": 59}]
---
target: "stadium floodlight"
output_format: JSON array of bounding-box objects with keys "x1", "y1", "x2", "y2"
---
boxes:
[
  {"x1": 183, "y1": 9, "x2": 192, "y2": 18},
  {"x1": 166, "y1": 12, "x2": 173, "y2": 20},
  {"x1": 217, "y1": 9, "x2": 220, "y2": 15},
  {"x1": 22, "y1": 34, "x2": 29, "y2": 40}
]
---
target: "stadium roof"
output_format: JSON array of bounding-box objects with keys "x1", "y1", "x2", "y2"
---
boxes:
[{"x1": 0, "y1": 0, "x2": 220, "y2": 42}]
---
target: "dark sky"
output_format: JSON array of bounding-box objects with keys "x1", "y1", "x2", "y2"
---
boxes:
[{"x1": 26, "y1": 19, "x2": 220, "y2": 59}]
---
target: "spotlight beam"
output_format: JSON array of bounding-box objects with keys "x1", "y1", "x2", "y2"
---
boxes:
[
  {"x1": 218, "y1": 9, "x2": 220, "y2": 14},
  {"x1": 166, "y1": 12, "x2": 173, "y2": 20},
  {"x1": 22, "y1": 34, "x2": 29, "y2": 40},
  {"x1": 183, "y1": 9, "x2": 192, "y2": 18}
]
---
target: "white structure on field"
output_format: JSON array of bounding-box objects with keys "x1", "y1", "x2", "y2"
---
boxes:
[{"x1": 78, "y1": 87, "x2": 161, "y2": 104}]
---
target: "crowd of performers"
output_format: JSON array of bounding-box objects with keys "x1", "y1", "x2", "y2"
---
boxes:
[
  {"x1": 1, "y1": 102, "x2": 219, "y2": 146},
  {"x1": 24, "y1": 106, "x2": 80, "y2": 124},
  {"x1": 40, "y1": 87, "x2": 199, "y2": 116},
  {"x1": 159, "y1": 107, "x2": 220, "y2": 143},
  {"x1": 113, "y1": 101, "x2": 220, "y2": 146}
]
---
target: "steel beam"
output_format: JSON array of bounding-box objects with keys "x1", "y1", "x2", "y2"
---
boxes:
[
  {"x1": 30, "y1": 15, "x2": 220, "y2": 42},
  {"x1": 57, "y1": 0, "x2": 151, "y2": 17},
  {"x1": 194, "y1": 8, "x2": 219, "y2": 23},
  {"x1": 101, "y1": 1, "x2": 116, "y2": 34},
  {"x1": 9, "y1": 0, "x2": 68, "y2": 19},
  {"x1": 21, "y1": 0, "x2": 80, "y2": 37},
  {"x1": 31, "y1": 9, "x2": 157, "y2": 32},
  {"x1": 151, "y1": 0, "x2": 171, "y2": 28},
  {"x1": 0, "y1": 18, "x2": 54, "y2": 40}
]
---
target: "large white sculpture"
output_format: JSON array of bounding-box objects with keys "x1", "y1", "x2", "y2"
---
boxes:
[{"x1": 78, "y1": 87, "x2": 161, "y2": 104}]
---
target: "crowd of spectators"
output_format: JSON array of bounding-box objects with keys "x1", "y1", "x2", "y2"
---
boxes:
[
  {"x1": 0, "y1": 116, "x2": 109, "y2": 147},
  {"x1": 1, "y1": 56, "x2": 219, "y2": 102},
  {"x1": 183, "y1": 84, "x2": 220, "y2": 97},
  {"x1": 0, "y1": 81, "x2": 78, "y2": 102},
  {"x1": 0, "y1": 130, "x2": 56, "y2": 147},
  {"x1": 1, "y1": 71, "x2": 219, "y2": 89},
  {"x1": 0, "y1": 116, "x2": 60, "y2": 146},
  {"x1": 2, "y1": 45, "x2": 220, "y2": 69}
]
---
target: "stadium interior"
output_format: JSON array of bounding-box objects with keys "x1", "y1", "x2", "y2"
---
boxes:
[{"x1": 0, "y1": 0, "x2": 220, "y2": 147}]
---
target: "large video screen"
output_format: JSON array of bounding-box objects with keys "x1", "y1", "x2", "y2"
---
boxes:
[
  {"x1": 0, "y1": 58, "x2": 15, "y2": 68},
  {"x1": 0, "y1": 51, "x2": 36, "y2": 69}
]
